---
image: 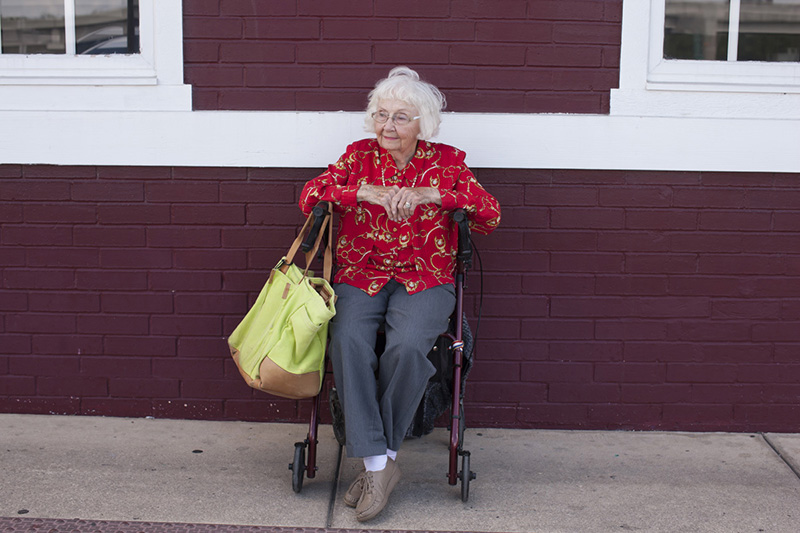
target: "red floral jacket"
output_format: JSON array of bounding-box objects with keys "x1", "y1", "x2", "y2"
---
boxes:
[{"x1": 299, "y1": 138, "x2": 501, "y2": 296}]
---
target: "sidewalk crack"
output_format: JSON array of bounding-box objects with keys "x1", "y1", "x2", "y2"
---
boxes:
[{"x1": 760, "y1": 433, "x2": 800, "y2": 482}]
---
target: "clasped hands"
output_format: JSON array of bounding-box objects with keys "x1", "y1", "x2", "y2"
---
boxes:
[{"x1": 357, "y1": 184, "x2": 442, "y2": 222}]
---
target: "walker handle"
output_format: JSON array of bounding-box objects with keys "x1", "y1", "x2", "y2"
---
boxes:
[
  {"x1": 301, "y1": 201, "x2": 331, "y2": 253},
  {"x1": 452, "y1": 209, "x2": 472, "y2": 268}
]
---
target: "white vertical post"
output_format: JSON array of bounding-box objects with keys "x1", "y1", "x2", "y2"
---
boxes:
[
  {"x1": 64, "y1": 0, "x2": 76, "y2": 54},
  {"x1": 728, "y1": 0, "x2": 741, "y2": 62}
]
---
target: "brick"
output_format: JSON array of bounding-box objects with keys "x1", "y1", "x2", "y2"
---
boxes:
[
  {"x1": 220, "y1": 0, "x2": 296, "y2": 16},
  {"x1": 623, "y1": 342, "x2": 703, "y2": 363},
  {"x1": 549, "y1": 342, "x2": 622, "y2": 362},
  {"x1": 77, "y1": 315, "x2": 149, "y2": 335},
  {"x1": 598, "y1": 232, "x2": 670, "y2": 252},
  {"x1": 75, "y1": 271, "x2": 148, "y2": 291},
  {"x1": 550, "y1": 252, "x2": 624, "y2": 273},
  {"x1": 178, "y1": 337, "x2": 230, "y2": 358},
  {"x1": 625, "y1": 210, "x2": 697, "y2": 230},
  {"x1": 246, "y1": 66, "x2": 321, "y2": 88},
  {"x1": 152, "y1": 358, "x2": 223, "y2": 379},
  {"x1": 104, "y1": 336, "x2": 176, "y2": 357},
  {"x1": 150, "y1": 316, "x2": 222, "y2": 336},
  {"x1": 101, "y1": 293, "x2": 173, "y2": 314},
  {"x1": 23, "y1": 165, "x2": 94, "y2": 178},
  {"x1": 173, "y1": 250, "x2": 246, "y2": 271},
  {"x1": 525, "y1": 186, "x2": 597, "y2": 206},
  {"x1": 551, "y1": 208, "x2": 624, "y2": 229},
  {"x1": 154, "y1": 399, "x2": 224, "y2": 420},
  {"x1": 322, "y1": 19, "x2": 398, "y2": 40},
  {"x1": 220, "y1": 182, "x2": 295, "y2": 203},
  {"x1": 399, "y1": 20, "x2": 475, "y2": 41},
  {"x1": 476, "y1": 21, "x2": 551, "y2": 43},
  {"x1": 183, "y1": 17, "x2": 243, "y2": 39},
  {"x1": 97, "y1": 204, "x2": 170, "y2": 225},
  {"x1": 174, "y1": 294, "x2": 247, "y2": 315},
  {"x1": 549, "y1": 383, "x2": 620, "y2": 403},
  {"x1": 172, "y1": 205, "x2": 245, "y2": 225},
  {"x1": 662, "y1": 405, "x2": 734, "y2": 427},
  {"x1": 667, "y1": 363, "x2": 738, "y2": 383},
  {"x1": 469, "y1": 360, "x2": 520, "y2": 381},
  {"x1": 595, "y1": 276, "x2": 669, "y2": 296},
  {"x1": 691, "y1": 384, "x2": 763, "y2": 404},
  {"x1": 734, "y1": 405, "x2": 800, "y2": 432},
  {"x1": 522, "y1": 361, "x2": 592, "y2": 382},
  {"x1": 1, "y1": 334, "x2": 32, "y2": 355},
  {"x1": 451, "y1": 44, "x2": 527, "y2": 66},
  {"x1": 672, "y1": 188, "x2": 746, "y2": 208},
  {"x1": 299, "y1": 0, "x2": 373, "y2": 16},
  {"x1": 599, "y1": 187, "x2": 671, "y2": 208},
  {"x1": 748, "y1": 189, "x2": 800, "y2": 209},
  {"x1": 595, "y1": 320, "x2": 668, "y2": 341},
  {"x1": 221, "y1": 42, "x2": 297, "y2": 63},
  {"x1": 183, "y1": 42, "x2": 220, "y2": 63},
  {"x1": 187, "y1": 66, "x2": 244, "y2": 87},
  {"x1": 183, "y1": 0, "x2": 219, "y2": 16},
  {"x1": 595, "y1": 363, "x2": 665, "y2": 383},
  {"x1": 0, "y1": 181, "x2": 71, "y2": 201},
  {"x1": 219, "y1": 89, "x2": 297, "y2": 110},
  {"x1": 529, "y1": 0, "x2": 605, "y2": 21},
  {"x1": 669, "y1": 233, "x2": 743, "y2": 253},
  {"x1": 373, "y1": 43, "x2": 450, "y2": 65},
  {"x1": 469, "y1": 382, "x2": 546, "y2": 403},
  {"x1": 221, "y1": 227, "x2": 297, "y2": 249},
  {"x1": 521, "y1": 319, "x2": 594, "y2": 340},
  {"x1": 32, "y1": 335, "x2": 102, "y2": 356},
  {"x1": 0, "y1": 165, "x2": 22, "y2": 177},
  {"x1": 0, "y1": 247, "x2": 25, "y2": 267},
  {"x1": 587, "y1": 405, "x2": 662, "y2": 429},
  {"x1": 0, "y1": 204, "x2": 23, "y2": 223},
  {"x1": 109, "y1": 378, "x2": 179, "y2": 398},
  {"x1": 9, "y1": 355, "x2": 79, "y2": 376},
  {"x1": 553, "y1": 23, "x2": 621, "y2": 45},
  {"x1": 145, "y1": 182, "x2": 219, "y2": 202},
  {"x1": 700, "y1": 255, "x2": 785, "y2": 275},
  {"x1": 71, "y1": 181, "x2": 143, "y2": 202},
  {"x1": 80, "y1": 357, "x2": 152, "y2": 377},
  {"x1": 702, "y1": 344, "x2": 772, "y2": 364},
  {"x1": 99, "y1": 249, "x2": 172, "y2": 269},
  {"x1": 29, "y1": 292, "x2": 100, "y2": 313},
  {"x1": 0, "y1": 291, "x2": 27, "y2": 311},
  {"x1": 740, "y1": 234, "x2": 800, "y2": 254},
  {"x1": 671, "y1": 321, "x2": 752, "y2": 342},
  {"x1": 625, "y1": 254, "x2": 697, "y2": 274},
  {"x1": 458, "y1": 0, "x2": 527, "y2": 19},
  {"x1": 524, "y1": 92, "x2": 603, "y2": 114},
  {"x1": 23, "y1": 204, "x2": 96, "y2": 223},
  {"x1": 146, "y1": 227, "x2": 221, "y2": 248},
  {"x1": 621, "y1": 384, "x2": 691, "y2": 404},
  {"x1": 0, "y1": 397, "x2": 81, "y2": 415},
  {"x1": 0, "y1": 376, "x2": 36, "y2": 396},
  {"x1": 699, "y1": 210, "x2": 772, "y2": 232},
  {"x1": 551, "y1": 297, "x2": 634, "y2": 318},
  {"x1": 245, "y1": 18, "x2": 320, "y2": 39},
  {"x1": 496, "y1": 206, "x2": 548, "y2": 228},
  {"x1": 527, "y1": 45, "x2": 602, "y2": 67},
  {"x1": 3, "y1": 226, "x2": 73, "y2": 246},
  {"x1": 149, "y1": 272, "x2": 222, "y2": 291},
  {"x1": 181, "y1": 378, "x2": 252, "y2": 399},
  {"x1": 74, "y1": 227, "x2": 146, "y2": 247},
  {"x1": 38, "y1": 376, "x2": 107, "y2": 397},
  {"x1": 752, "y1": 322, "x2": 800, "y2": 342},
  {"x1": 480, "y1": 295, "x2": 547, "y2": 318},
  {"x1": 516, "y1": 403, "x2": 588, "y2": 428},
  {"x1": 81, "y1": 398, "x2": 153, "y2": 418},
  {"x1": 3, "y1": 270, "x2": 75, "y2": 290},
  {"x1": 27, "y1": 248, "x2": 98, "y2": 268}
]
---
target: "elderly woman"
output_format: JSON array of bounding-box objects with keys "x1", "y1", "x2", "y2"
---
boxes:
[{"x1": 299, "y1": 66, "x2": 500, "y2": 522}]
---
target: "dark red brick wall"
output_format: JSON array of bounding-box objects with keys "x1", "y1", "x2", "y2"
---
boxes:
[
  {"x1": 3, "y1": 164, "x2": 800, "y2": 432},
  {"x1": 183, "y1": 0, "x2": 622, "y2": 113}
]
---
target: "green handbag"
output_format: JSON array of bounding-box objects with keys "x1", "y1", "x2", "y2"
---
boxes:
[{"x1": 229, "y1": 206, "x2": 335, "y2": 399}]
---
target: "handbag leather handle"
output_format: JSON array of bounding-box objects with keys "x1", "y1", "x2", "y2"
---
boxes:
[{"x1": 285, "y1": 203, "x2": 333, "y2": 282}]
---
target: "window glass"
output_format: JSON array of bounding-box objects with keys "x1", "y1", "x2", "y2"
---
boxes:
[
  {"x1": 0, "y1": 0, "x2": 139, "y2": 55},
  {"x1": 738, "y1": 0, "x2": 800, "y2": 62},
  {"x1": 0, "y1": 0, "x2": 66, "y2": 54},
  {"x1": 76, "y1": 0, "x2": 139, "y2": 55},
  {"x1": 664, "y1": 0, "x2": 730, "y2": 60}
]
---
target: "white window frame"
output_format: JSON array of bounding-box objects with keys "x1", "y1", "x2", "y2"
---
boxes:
[
  {"x1": 0, "y1": 0, "x2": 190, "y2": 111},
  {"x1": 612, "y1": 0, "x2": 800, "y2": 118}
]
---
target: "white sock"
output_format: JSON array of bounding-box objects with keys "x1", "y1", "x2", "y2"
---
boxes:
[
  {"x1": 364, "y1": 454, "x2": 388, "y2": 472},
  {"x1": 386, "y1": 448, "x2": 397, "y2": 461}
]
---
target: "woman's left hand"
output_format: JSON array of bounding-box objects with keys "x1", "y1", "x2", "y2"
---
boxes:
[{"x1": 392, "y1": 187, "x2": 442, "y2": 220}]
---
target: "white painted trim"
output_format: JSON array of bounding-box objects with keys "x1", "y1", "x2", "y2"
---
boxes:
[
  {"x1": 0, "y1": 110, "x2": 798, "y2": 172},
  {"x1": 0, "y1": 0, "x2": 190, "y2": 111},
  {"x1": 611, "y1": 0, "x2": 800, "y2": 118}
]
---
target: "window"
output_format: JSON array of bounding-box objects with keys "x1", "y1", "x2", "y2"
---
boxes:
[
  {"x1": 0, "y1": 0, "x2": 190, "y2": 111},
  {"x1": 664, "y1": 0, "x2": 800, "y2": 62},
  {"x1": 612, "y1": 0, "x2": 800, "y2": 118}
]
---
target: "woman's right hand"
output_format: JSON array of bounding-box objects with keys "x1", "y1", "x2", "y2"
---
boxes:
[{"x1": 357, "y1": 184, "x2": 402, "y2": 221}]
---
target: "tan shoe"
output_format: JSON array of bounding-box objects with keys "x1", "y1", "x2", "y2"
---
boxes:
[
  {"x1": 343, "y1": 470, "x2": 366, "y2": 508},
  {"x1": 355, "y1": 459, "x2": 401, "y2": 522}
]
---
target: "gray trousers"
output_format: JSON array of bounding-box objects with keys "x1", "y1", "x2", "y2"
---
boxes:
[{"x1": 329, "y1": 280, "x2": 456, "y2": 458}]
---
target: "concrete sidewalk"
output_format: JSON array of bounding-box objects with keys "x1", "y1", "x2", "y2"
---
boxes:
[{"x1": 1, "y1": 413, "x2": 799, "y2": 532}]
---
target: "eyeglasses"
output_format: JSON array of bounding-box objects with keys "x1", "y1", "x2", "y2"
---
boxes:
[{"x1": 371, "y1": 111, "x2": 421, "y2": 126}]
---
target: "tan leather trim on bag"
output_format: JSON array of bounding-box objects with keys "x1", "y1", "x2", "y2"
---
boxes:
[{"x1": 256, "y1": 356, "x2": 321, "y2": 400}]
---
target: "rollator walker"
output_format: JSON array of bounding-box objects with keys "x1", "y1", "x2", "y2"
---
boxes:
[{"x1": 289, "y1": 201, "x2": 478, "y2": 502}]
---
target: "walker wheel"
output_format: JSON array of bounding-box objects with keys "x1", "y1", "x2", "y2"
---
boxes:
[
  {"x1": 290, "y1": 441, "x2": 306, "y2": 493},
  {"x1": 459, "y1": 451, "x2": 476, "y2": 502}
]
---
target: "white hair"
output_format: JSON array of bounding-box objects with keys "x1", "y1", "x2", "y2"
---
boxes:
[{"x1": 364, "y1": 66, "x2": 446, "y2": 140}]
